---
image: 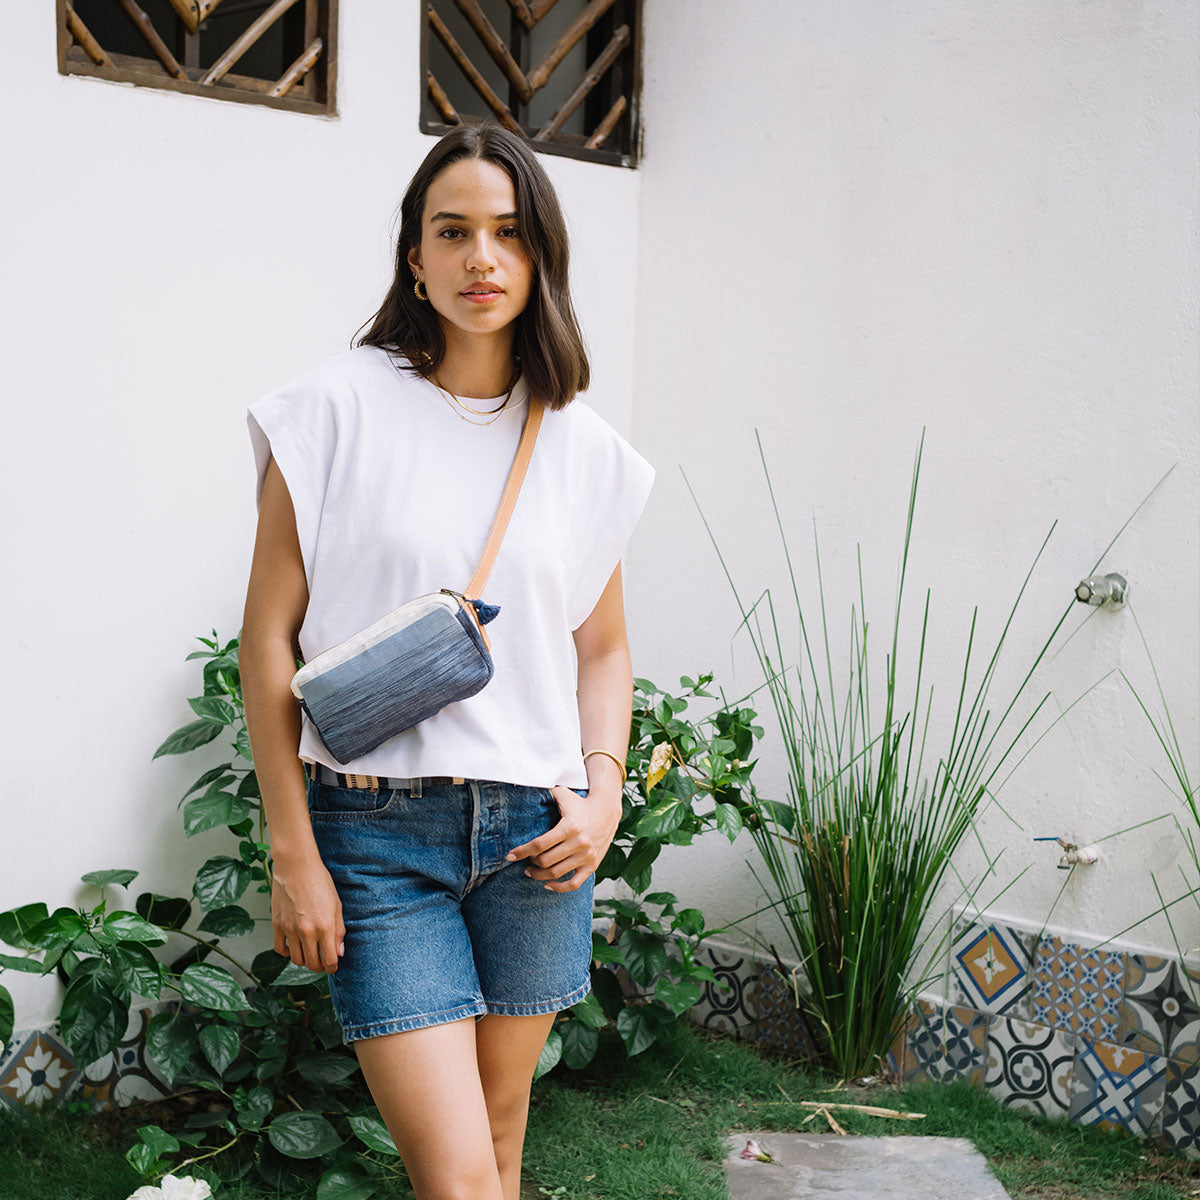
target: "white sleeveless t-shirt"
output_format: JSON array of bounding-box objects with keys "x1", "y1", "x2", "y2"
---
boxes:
[{"x1": 246, "y1": 344, "x2": 656, "y2": 789}]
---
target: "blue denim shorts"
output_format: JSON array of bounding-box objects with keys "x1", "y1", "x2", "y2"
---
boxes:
[{"x1": 305, "y1": 776, "x2": 595, "y2": 1042}]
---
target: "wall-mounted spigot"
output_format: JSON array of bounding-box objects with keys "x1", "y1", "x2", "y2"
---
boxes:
[
  {"x1": 1075, "y1": 572, "x2": 1127, "y2": 609},
  {"x1": 1036, "y1": 836, "x2": 1100, "y2": 869}
]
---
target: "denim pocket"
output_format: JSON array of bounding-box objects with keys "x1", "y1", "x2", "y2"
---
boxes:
[
  {"x1": 542, "y1": 786, "x2": 590, "y2": 802},
  {"x1": 306, "y1": 779, "x2": 401, "y2": 819}
]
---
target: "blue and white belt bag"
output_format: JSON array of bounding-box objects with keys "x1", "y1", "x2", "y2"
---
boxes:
[{"x1": 290, "y1": 397, "x2": 544, "y2": 765}]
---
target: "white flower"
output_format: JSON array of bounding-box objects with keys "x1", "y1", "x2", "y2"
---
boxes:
[
  {"x1": 162, "y1": 1179, "x2": 213, "y2": 1200},
  {"x1": 124, "y1": 1177, "x2": 213, "y2": 1200},
  {"x1": 3, "y1": 1042, "x2": 70, "y2": 1108}
]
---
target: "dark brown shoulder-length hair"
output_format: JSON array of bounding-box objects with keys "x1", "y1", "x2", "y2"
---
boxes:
[{"x1": 354, "y1": 122, "x2": 590, "y2": 412}]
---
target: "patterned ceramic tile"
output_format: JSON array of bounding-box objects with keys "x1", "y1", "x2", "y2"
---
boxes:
[
  {"x1": 902, "y1": 1000, "x2": 989, "y2": 1087},
  {"x1": 689, "y1": 943, "x2": 759, "y2": 1037},
  {"x1": 1120, "y1": 954, "x2": 1200, "y2": 1066},
  {"x1": 1069, "y1": 1038, "x2": 1167, "y2": 1135},
  {"x1": 985, "y1": 1016, "x2": 1077, "y2": 1118},
  {"x1": 0, "y1": 1030, "x2": 78, "y2": 1110},
  {"x1": 1160, "y1": 1059, "x2": 1200, "y2": 1160},
  {"x1": 1029, "y1": 936, "x2": 1125, "y2": 1042},
  {"x1": 745, "y1": 963, "x2": 818, "y2": 1060},
  {"x1": 65, "y1": 1007, "x2": 172, "y2": 1108},
  {"x1": 950, "y1": 919, "x2": 1036, "y2": 1017}
]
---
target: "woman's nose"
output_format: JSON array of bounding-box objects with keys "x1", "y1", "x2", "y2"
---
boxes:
[{"x1": 466, "y1": 232, "x2": 499, "y2": 272}]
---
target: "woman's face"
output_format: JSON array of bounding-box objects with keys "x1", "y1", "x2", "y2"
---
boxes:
[{"x1": 407, "y1": 158, "x2": 533, "y2": 345}]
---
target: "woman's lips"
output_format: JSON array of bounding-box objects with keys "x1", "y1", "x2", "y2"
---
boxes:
[{"x1": 461, "y1": 289, "x2": 503, "y2": 304}]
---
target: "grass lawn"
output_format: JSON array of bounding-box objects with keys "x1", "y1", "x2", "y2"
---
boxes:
[{"x1": 0, "y1": 1020, "x2": 1194, "y2": 1199}]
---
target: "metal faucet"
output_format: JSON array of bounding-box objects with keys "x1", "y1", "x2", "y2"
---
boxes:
[{"x1": 1075, "y1": 572, "x2": 1127, "y2": 609}]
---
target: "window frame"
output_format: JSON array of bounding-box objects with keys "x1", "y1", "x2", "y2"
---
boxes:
[
  {"x1": 55, "y1": 0, "x2": 340, "y2": 117},
  {"x1": 419, "y1": 0, "x2": 643, "y2": 169}
]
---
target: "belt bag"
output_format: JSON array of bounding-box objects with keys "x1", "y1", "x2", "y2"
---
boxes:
[{"x1": 289, "y1": 395, "x2": 544, "y2": 765}]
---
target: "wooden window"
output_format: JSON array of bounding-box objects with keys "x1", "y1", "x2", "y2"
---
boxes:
[
  {"x1": 56, "y1": 1, "x2": 338, "y2": 116},
  {"x1": 422, "y1": 1, "x2": 642, "y2": 168}
]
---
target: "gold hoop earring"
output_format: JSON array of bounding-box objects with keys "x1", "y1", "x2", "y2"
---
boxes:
[{"x1": 413, "y1": 278, "x2": 427, "y2": 302}]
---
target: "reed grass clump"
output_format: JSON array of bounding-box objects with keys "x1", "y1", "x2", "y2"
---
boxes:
[{"x1": 690, "y1": 433, "x2": 1072, "y2": 1079}]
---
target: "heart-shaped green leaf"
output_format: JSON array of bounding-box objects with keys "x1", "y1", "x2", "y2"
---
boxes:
[
  {"x1": 146, "y1": 1011, "x2": 196, "y2": 1085},
  {"x1": 532, "y1": 1028, "x2": 562, "y2": 1081},
  {"x1": 180, "y1": 964, "x2": 248, "y2": 1012},
  {"x1": 295, "y1": 1050, "x2": 359, "y2": 1086},
  {"x1": 102, "y1": 912, "x2": 169, "y2": 947},
  {"x1": 197, "y1": 905, "x2": 255, "y2": 938},
  {"x1": 153, "y1": 719, "x2": 223, "y2": 759},
  {"x1": 81, "y1": 869, "x2": 139, "y2": 889},
  {"x1": 193, "y1": 857, "x2": 251, "y2": 910},
  {"x1": 317, "y1": 1167, "x2": 377, "y2": 1200},
  {"x1": 268, "y1": 1110, "x2": 343, "y2": 1159},
  {"x1": 347, "y1": 1111, "x2": 398, "y2": 1156},
  {"x1": 184, "y1": 791, "x2": 252, "y2": 837},
  {"x1": 60, "y1": 974, "x2": 127, "y2": 1064},
  {"x1": 199, "y1": 1023, "x2": 241, "y2": 1074},
  {"x1": 105, "y1": 942, "x2": 164, "y2": 998},
  {"x1": 560, "y1": 1020, "x2": 599, "y2": 1069}
]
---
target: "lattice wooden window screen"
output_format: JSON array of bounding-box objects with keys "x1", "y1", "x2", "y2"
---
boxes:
[
  {"x1": 56, "y1": 0, "x2": 337, "y2": 116},
  {"x1": 422, "y1": 1, "x2": 641, "y2": 168}
]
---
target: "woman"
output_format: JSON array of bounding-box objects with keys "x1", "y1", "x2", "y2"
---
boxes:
[{"x1": 240, "y1": 122, "x2": 655, "y2": 1200}]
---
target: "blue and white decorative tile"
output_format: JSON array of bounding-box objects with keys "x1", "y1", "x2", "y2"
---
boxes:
[
  {"x1": 1069, "y1": 1038, "x2": 1167, "y2": 1135},
  {"x1": 0, "y1": 1029, "x2": 78, "y2": 1110},
  {"x1": 745, "y1": 963, "x2": 818, "y2": 1059},
  {"x1": 1160, "y1": 1059, "x2": 1200, "y2": 1160},
  {"x1": 1029, "y1": 936, "x2": 1125, "y2": 1043},
  {"x1": 950, "y1": 919, "x2": 1036, "y2": 1018},
  {"x1": 689, "y1": 943, "x2": 759, "y2": 1037},
  {"x1": 902, "y1": 1000, "x2": 989, "y2": 1087},
  {"x1": 1120, "y1": 955, "x2": 1200, "y2": 1067},
  {"x1": 985, "y1": 1016, "x2": 1077, "y2": 1118}
]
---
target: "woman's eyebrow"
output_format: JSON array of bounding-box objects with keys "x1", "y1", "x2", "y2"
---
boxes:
[{"x1": 429, "y1": 210, "x2": 518, "y2": 222}]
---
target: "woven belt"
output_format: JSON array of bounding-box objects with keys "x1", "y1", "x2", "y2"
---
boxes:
[{"x1": 307, "y1": 762, "x2": 466, "y2": 795}]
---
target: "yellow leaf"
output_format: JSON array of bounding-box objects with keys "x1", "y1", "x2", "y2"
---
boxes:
[{"x1": 646, "y1": 741, "x2": 673, "y2": 791}]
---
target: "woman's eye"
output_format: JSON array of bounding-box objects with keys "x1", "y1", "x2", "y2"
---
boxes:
[
  {"x1": 499, "y1": 226, "x2": 521, "y2": 239},
  {"x1": 437, "y1": 228, "x2": 463, "y2": 239}
]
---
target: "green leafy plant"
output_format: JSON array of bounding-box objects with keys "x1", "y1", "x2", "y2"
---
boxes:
[
  {"x1": 0, "y1": 635, "x2": 406, "y2": 1195},
  {"x1": 0, "y1": 640, "x2": 746, "y2": 1189},
  {"x1": 537, "y1": 671, "x2": 761, "y2": 1075},
  {"x1": 688, "y1": 433, "x2": 1079, "y2": 1079}
]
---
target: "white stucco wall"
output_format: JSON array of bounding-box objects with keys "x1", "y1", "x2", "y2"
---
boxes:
[
  {"x1": 1, "y1": 2, "x2": 1196, "y2": 1038},
  {"x1": 627, "y1": 1, "x2": 1199, "y2": 967},
  {"x1": 0, "y1": 4, "x2": 640, "y2": 1029}
]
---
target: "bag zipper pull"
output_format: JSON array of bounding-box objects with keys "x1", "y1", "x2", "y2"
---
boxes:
[{"x1": 441, "y1": 588, "x2": 501, "y2": 625}]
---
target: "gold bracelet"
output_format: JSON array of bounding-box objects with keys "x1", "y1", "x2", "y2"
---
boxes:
[{"x1": 582, "y1": 748, "x2": 627, "y2": 784}]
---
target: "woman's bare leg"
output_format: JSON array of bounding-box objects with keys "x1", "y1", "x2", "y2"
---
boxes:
[
  {"x1": 474, "y1": 1012, "x2": 558, "y2": 1200},
  {"x1": 352, "y1": 1018, "x2": 504, "y2": 1200}
]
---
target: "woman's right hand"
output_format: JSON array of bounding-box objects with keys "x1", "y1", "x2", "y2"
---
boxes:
[{"x1": 271, "y1": 851, "x2": 346, "y2": 974}]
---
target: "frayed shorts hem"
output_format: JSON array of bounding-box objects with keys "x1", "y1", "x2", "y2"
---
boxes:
[{"x1": 338, "y1": 977, "x2": 591, "y2": 1042}]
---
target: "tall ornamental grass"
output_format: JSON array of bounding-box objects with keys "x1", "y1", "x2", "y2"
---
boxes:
[
  {"x1": 1120, "y1": 603, "x2": 1199, "y2": 996},
  {"x1": 689, "y1": 433, "x2": 1075, "y2": 1079}
]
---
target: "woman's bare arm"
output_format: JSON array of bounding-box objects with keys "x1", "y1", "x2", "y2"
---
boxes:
[{"x1": 241, "y1": 456, "x2": 345, "y2": 973}]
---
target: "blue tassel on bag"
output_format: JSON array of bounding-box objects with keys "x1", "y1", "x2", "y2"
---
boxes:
[{"x1": 471, "y1": 598, "x2": 501, "y2": 624}]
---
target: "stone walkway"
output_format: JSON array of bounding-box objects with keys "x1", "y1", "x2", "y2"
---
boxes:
[{"x1": 724, "y1": 1132, "x2": 1012, "y2": 1199}]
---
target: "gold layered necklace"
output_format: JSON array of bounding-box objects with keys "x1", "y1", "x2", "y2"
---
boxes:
[{"x1": 431, "y1": 360, "x2": 523, "y2": 426}]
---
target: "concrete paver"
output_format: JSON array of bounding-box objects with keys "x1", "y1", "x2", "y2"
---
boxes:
[{"x1": 724, "y1": 1132, "x2": 1012, "y2": 1199}]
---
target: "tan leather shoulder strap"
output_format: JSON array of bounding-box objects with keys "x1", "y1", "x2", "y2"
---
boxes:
[{"x1": 465, "y1": 396, "x2": 544, "y2": 599}]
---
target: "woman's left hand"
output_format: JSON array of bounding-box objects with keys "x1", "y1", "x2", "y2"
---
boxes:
[{"x1": 506, "y1": 784, "x2": 623, "y2": 892}]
